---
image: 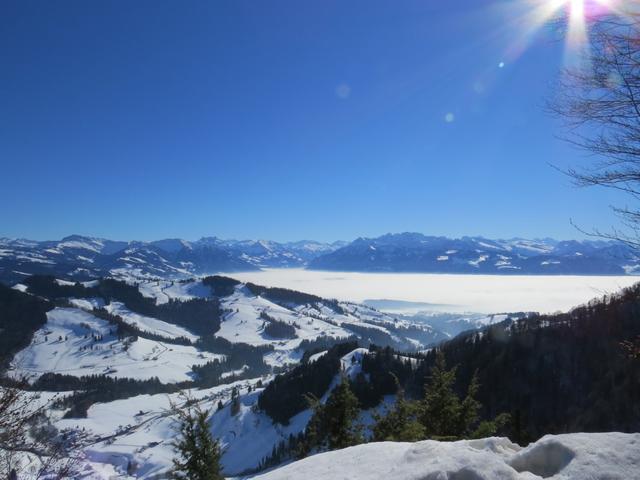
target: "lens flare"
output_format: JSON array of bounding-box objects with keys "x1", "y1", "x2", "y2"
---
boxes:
[{"x1": 504, "y1": 0, "x2": 635, "y2": 66}]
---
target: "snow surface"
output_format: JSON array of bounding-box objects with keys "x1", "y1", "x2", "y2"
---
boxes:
[
  {"x1": 250, "y1": 433, "x2": 640, "y2": 480},
  {"x1": 11, "y1": 283, "x2": 28, "y2": 292},
  {"x1": 104, "y1": 301, "x2": 198, "y2": 341},
  {"x1": 69, "y1": 297, "x2": 105, "y2": 310}
]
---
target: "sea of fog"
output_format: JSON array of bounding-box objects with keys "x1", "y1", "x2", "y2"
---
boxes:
[{"x1": 222, "y1": 269, "x2": 639, "y2": 314}]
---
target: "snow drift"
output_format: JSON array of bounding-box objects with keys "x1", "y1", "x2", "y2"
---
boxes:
[{"x1": 250, "y1": 433, "x2": 640, "y2": 480}]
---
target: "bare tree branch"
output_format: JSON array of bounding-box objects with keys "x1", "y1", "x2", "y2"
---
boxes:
[{"x1": 551, "y1": 14, "x2": 640, "y2": 246}]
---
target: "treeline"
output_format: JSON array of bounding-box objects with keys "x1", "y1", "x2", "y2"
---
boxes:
[
  {"x1": 245, "y1": 283, "x2": 344, "y2": 314},
  {"x1": 416, "y1": 284, "x2": 640, "y2": 441},
  {"x1": 201, "y1": 275, "x2": 240, "y2": 297},
  {"x1": 260, "y1": 311, "x2": 298, "y2": 339},
  {"x1": 196, "y1": 334, "x2": 273, "y2": 364},
  {"x1": 298, "y1": 336, "x2": 360, "y2": 362},
  {"x1": 90, "y1": 307, "x2": 193, "y2": 345},
  {"x1": 258, "y1": 348, "x2": 506, "y2": 470},
  {"x1": 192, "y1": 335, "x2": 273, "y2": 386},
  {"x1": 369, "y1": 282, "x2": 640, "y2": 441},
  {"x1": 191, "y1": 358, "x2": 269, "y2": 387},
  {"x1": 153, "y1": 298, "x2": 221, "y2": 336},
  {"x1": 34, "y1": 373, "x2": 185, "y2": 418},
  {"x1": 0, "y1": 284, "x2": 52, "y2": 370},
  {"x1": 258, "y1": 342, "x2": 358, "y2": 424}
]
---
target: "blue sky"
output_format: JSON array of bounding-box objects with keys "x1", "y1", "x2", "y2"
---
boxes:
[{"x1": 0, "y1": 0, "x2": 626, "y2": 242}]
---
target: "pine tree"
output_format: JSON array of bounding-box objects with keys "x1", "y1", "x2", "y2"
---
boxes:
[
  {"x1": 420, "y1": 351, "x2": 461, "y2": 438},
  {"x1": 323, "y1": 375, "x2": 362, "y2": 450},
  {"x1": 457, "y1": 370, "x2": 481, "y2": 436},
  {"x1": 372, "y1": 386, "x2": 425, "y2": 442},
  {"x1": 230, "y1": 387, "x2": 241, "y2": 416},
  {"x1": 171, "y1": 399, "x2": 223, "y2": 480},
  {"x1": 297, "y1": 393, "x2": 326, "y2": 458}
]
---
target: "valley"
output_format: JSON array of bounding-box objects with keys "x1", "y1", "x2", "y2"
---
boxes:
[{"x1": 1, "y1": 267, "x2": 639, "y2": 478}]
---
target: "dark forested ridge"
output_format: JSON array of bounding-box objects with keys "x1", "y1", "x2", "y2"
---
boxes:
[
  {"x1": 0, "y1": 284, "x2": 52, "y2": 370},
  {"x1": 258, "y1": 284, "x2": 640, "y2": 442},
  {"x1": 426, "y1": 285, "x2": 640, "y2": 441},
  {"x1": 202, "y1": 275, "x2": 241, "y2": 297},
  {"x1": 258, "y1": 342, "x2": 359, "y2": 424}
]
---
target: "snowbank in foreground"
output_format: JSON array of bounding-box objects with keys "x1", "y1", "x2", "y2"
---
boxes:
[{"x1": 249, "y1": 433, "x2": 640, "y2": 480}]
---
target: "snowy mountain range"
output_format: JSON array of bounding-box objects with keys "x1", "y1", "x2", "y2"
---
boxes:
[
  {"x1": 1, "y1": 232, "x2": 638, "y2": 285},
  {"x1": 308, "y1": 232, "x2": 640, "y2": 275},
  {"x1": 0, "y1": 235, "x2": 346, "y2": 284}
]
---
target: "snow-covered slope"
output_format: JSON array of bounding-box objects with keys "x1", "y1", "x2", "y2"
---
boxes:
[
  {"x1": 10, "y1": 307, "x2": 222, "y2": 383},
  {"x1": 131, "y1": 278, "x2": 446, "y2": 351},
  {"x1": 8, "y1": 277, "x2": 445, "y2": 385},
  {"x1": 250, "y1": 433, "x2": 640, "y2": 480},
  {"x1": 51, "y1": 347, "x2": 381, "y2": 477},
  {"x1": 56, "y1": 379, "x2": 266, "y2": 478}
]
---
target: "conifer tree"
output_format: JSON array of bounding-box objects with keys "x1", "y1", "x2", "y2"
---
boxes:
[
  {"x1": 457, "y1": 370, "x2": 481, "y2": 436},
  {"x1": 297, "y1": 394, "x2": 325, "y2": 457},
  {"x1": 323, "y1": 375, "x2": 362, "y2": 450},
  {"x1": 372, "y1": 385, "x2": 425, "y2": 442},
  {"x1": 171, "y1": 398, "x2": 223, "y2": 480},
  {"x1": 230, "y1": 386, "x2": 241, "y2": 416},
  {"x1": 300, "y1": 376, "x2": 362, "y2": 455},
  {"x1": 420, "y1": 351, "x2": 461, "y2": 438}
]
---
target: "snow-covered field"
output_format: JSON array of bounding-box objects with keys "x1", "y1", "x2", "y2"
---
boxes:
[
  {"x1": 105, "y1": 302, "x2": 199, "y2": 341},
  {"x1": 223, "y1": 269, "x2": 639, "y2": 313},
  {"x1": 251, "y1": 433, "x2": 640, "y2": 480}
]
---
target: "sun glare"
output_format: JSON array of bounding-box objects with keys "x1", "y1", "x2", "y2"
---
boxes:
[{"x1": 507, "y1": 0, "x2": 633, "y2": 65}]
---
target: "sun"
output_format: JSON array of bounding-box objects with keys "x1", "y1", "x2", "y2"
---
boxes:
[{"x1": 512, "y1": 0, "x2": 629, "y2": 59}]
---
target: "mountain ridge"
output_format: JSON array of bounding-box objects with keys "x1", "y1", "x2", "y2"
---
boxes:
[
  {"x1": 1, "y1": 232, "x2": 638, "y2": 285},
  {"x1": 308, "y1": 232, "x2": 640, "y2": 275}
]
